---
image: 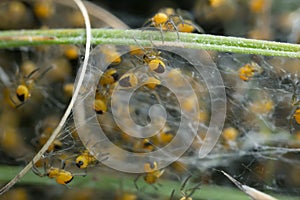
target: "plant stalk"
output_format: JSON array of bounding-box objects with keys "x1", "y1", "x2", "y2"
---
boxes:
[{"x1": 0, "y1": 29, "x2": 299, "y2": 58}]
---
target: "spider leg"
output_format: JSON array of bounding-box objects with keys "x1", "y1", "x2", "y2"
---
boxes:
[
  {"x1": 181, "y1": 175, "x2": 192, "y2": 192},
  {"x1": 31, "y1": 161, "x2": 45, "y2": 177},
  {"x1": 159, "y1": 24, "x2": 165, "y2": 43},
  {"x1": 170, "y1": 189, "x2": 175, "y2": 200},
  {"x1": 99, "y1": 152, "x2": 110, "y2": 162},
  {"x1": 73, "y1": 172, "x2": 87, "y2": 177},
  {"x1": 142, "y1": 18, "x2": 152, "y2": 28},
  {"x1": 9, "y1": 95, "x2": 25, "y2": 108},
  {"x1": 167, "y1": 18, "x2": 179, "y2": 39},
  {"x1": 185, "y1": 183, "x2": 201, "y2": 198},
  {"x1": 60, "y1": 159, "x2": 66, "y2": 169},
  {"x1": 289, "y1": 106, "x2": 298, "y2": 134}
]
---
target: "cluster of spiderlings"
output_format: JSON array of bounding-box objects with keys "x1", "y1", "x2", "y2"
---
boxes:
[
  {"x1": 91, "y1": 44, "x2": 210, "y2": 156},
  {"x1": 0, "y1": 0, "x2": 126, "y2": 188},
  {"x1": 0, "y1": 0, "x2": 127, "y2": 30},
  {"x1": 144, "y1": 7, "x2": 203, "y2": 34},
  {"x1": 0, "y1": 43, "x2": 81, "y2": 161},
  {"x1": 1, "y1": 0, "x2": 300, "y2": 200},
  {"x1": 68, "y1": 42, "x2": 215, "y2": 196},
  {"x1": 196, "y1": 52, "x2": 300, "y2": 194},
  {"x1": 193, "y1": 0, "x2": 300, "y2": 42}
]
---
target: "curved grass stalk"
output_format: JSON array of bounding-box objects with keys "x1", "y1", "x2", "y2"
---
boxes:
[
  {"x1": 0, "y1": 29, "x2": 299, "y2": 58},
  {"x1": 0, "y1": 0, "x2": 91, "y2": 195}
]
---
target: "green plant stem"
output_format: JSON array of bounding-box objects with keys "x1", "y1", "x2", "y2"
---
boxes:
[
  {"x1": 0, "y1": 166, "x2": 297, "y2": 200},
  {"x1": 0, "y1": 29, "x2": 299, "y2": 58}
]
